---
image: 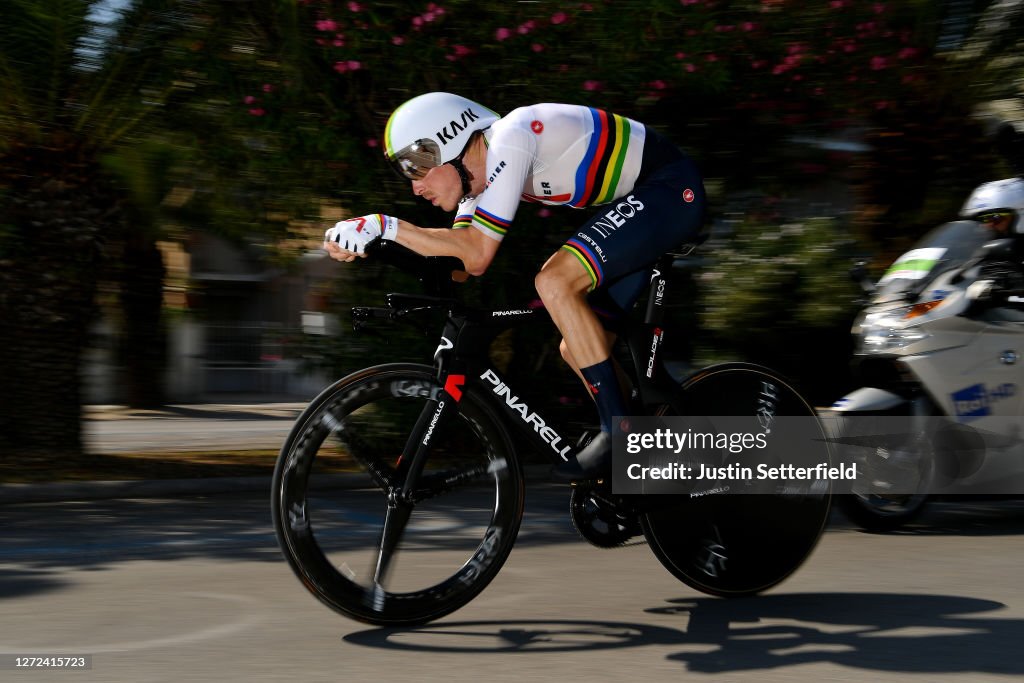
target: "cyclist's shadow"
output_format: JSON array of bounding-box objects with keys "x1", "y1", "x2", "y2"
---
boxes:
[
  {"x1": 344, "y1": 593, "x2": 1024, "y2": 675},
  {"x1": 659, "y1": 593, "x2": 1023, "y2": 675}
]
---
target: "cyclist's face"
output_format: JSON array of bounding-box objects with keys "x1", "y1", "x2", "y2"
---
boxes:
[{"x1": 411, "y1": 163, "x2": 461, "y2": 211}]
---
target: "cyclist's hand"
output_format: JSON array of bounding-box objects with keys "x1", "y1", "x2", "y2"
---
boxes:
[{"x1": 323, "y1": 214, "x2": 398, "y2": 260}]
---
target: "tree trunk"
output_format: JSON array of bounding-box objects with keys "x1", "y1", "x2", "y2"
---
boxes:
[
  {"x1": 0, "y1": 145, "x2": 116, "y2": 458},
  {"x1": 118, "y1": 235, "x2": 167, "y2": 409}
]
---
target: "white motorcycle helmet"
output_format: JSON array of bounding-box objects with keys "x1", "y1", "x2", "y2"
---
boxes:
[
  {"x1": 383, "y1": 92, "x2": 499, "y2": 194},
  {"x1": 960, "y1": 177, "x2": 1024, "y2": 234}
]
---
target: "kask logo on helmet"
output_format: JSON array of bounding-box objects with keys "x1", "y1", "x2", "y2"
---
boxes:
[{"x1": 435, "y1": 108, "x2": 482, "y2": 146}]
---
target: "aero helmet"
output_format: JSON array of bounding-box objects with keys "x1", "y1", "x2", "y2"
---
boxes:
[
  {"x1": 960, "y1": 177, "x2": 1024, "y2": 234},
  {"x1": 383, "y1": 93, "x2": 499, "y2": 188}
]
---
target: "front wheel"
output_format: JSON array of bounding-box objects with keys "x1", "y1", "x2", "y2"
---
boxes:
[
  {"x1": 836, "y1": 407, "x2": 934, "y2": 531},
  {"x1": 272, "y1": 363, "x2": 524, "y2": 626},
  {"x1": 642, "y1": 363, "x2": 832, "y2": 597}
]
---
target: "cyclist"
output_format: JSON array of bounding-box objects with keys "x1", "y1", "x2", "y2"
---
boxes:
[{"x1": 324, "y1": 92, "x2": 705, "y2": 480}]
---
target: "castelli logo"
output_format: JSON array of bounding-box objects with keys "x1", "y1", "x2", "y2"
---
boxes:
[
  {"x1": 531, "y1": 120, "x2": 544, "y2": 134},
  {"x1": 683, "y1": 188, "x2": 695, "y2": 203}
]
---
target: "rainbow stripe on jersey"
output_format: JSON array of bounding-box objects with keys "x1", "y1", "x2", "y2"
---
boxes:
[
  {"x1": 570, "y1": 109, "x2": 632, "y2": 208},
  {"x1": 472, "y1": 207, "x2": 511, "y2": 238}
]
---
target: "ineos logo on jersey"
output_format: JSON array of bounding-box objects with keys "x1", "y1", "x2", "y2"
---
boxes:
[
  {"x1": 590, "y1": 194, "x2": 646, "y2": 238},
  {"x1": 683, "y1": 188, "x2": 695, "y2": 203},
  {"x1": 435, "y1": 108, "x2": 482, "y2": 146},
  {"x1": 531, "y1": 120, "x2": 544, "y2": 134}
]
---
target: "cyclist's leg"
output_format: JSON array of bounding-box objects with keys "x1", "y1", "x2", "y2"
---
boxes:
[{"x1": 547, "y1": 158, "x2": 705, "y2": 479}]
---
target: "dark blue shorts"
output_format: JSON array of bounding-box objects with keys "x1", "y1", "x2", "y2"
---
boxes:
[{"x1": 560, "y1": 154, "x2": 705, "y2": 319}]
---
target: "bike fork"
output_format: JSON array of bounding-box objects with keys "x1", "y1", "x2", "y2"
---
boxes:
[{"x1": 368, "y1": 376, "x2": 464, "y2": 596}]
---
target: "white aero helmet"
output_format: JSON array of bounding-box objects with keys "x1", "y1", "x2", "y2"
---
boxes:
[
  {"x1": 383, "y1": 92, "x2": 499, "y2": 184},
  {"x1": 960, "y1": 177, "x2": 1024, "y2": 234}
]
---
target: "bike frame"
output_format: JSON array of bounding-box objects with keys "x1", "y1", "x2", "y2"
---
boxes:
[{"x1": 351, "y1": 249, "x2": 691, "y2": 505}]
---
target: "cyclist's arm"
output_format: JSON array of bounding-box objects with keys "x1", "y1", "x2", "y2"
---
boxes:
[{"x1": 393, "y1": 219, "x2": 500, "y2": 276}]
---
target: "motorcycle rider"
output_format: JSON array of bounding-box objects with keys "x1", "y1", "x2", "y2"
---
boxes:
[
  {"x1": 322, "y1": 92, "x2": 706, "y2": 481},
  {"x1": 960, "y1": 177, "x2": 1024, "y2": 303}
]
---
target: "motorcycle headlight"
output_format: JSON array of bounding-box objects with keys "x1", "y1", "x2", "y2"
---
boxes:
[{"x1": 857, "y1": 307, "x2": 931, "y2": 353}]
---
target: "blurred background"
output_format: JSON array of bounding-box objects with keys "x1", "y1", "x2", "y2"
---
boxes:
[{"x1": 2, "y1": 0, "x2": 1023, "y2": 459}]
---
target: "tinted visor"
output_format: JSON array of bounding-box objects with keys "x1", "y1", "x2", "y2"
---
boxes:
[
  {"x1": 974, "y1": 210, "x2": 1015, "y2": 225},
  {"x1": 388, "y1": 138, "x2": 442, "y2": 180}
]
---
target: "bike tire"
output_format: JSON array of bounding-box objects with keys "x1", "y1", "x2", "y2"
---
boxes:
[
  {"x1": 272, "y1": 363, "x2": 524, "y2": 626},
  {"x1": 642, "y1": 363, "x2": 832, "y2": 597}
]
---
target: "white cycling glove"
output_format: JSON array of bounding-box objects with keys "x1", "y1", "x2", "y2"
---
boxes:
[{"x1": 324, "y1": 214, "x2": 399, "y2": 254}]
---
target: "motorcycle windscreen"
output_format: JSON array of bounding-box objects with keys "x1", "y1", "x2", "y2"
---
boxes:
[{"x1": 874, "y1": 220, "x2": 993, "y2": 303}]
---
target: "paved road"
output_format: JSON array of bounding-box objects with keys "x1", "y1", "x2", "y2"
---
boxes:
[{"x1": 1, "y1": 486, "x2": 1023, "y2": 682}]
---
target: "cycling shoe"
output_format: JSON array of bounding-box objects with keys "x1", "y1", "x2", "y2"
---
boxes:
[{"x1": 552, "y1": 431, "x2": 612, "y2": 483}]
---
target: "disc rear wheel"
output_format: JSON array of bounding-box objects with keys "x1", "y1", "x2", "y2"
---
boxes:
[{"x1": 643, "y1": 363, "x2": 832, "y2": 596}]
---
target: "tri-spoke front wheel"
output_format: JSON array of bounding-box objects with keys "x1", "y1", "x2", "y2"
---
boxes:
[{"x1": 272, "y1": 363, "x2": 523, "y2": 626}]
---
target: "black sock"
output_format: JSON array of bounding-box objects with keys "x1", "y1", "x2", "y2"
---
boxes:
[{"x1": 580, "y1": 358, "x2": 628, "y2": 433}]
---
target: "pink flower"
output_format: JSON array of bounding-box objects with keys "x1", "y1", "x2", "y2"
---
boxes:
[
  {"x1": 243, "y1": 95, "x2": 256, "y2": 104},
  {"x1": 315, "y1": 19, "x2": 337, "y2": 32},
  {"x1": 412, "y1": 16, "x2": 422, "y2": 27},
  {"x1": 830, "y1": 0, "x2": 844, "y2": 7},
  {"x1": 741, "y1": 22, "x2": 756, "y2": 31},
  {"x1": 873, "y1": 3, "x2": 886, "y2": 13},
  {"x1": 452, "y1": 44, "x2": 470, "y2": 57},
  {"x1": 346, "y1": 60, "x2": 362, "y2": 70},
  {"x1": 332, "y1": 39, "x2": 344, "y2": 46},
  {"x1": 333, "y1": 61, "x2": 348, "y2": 73},
  {"x1": 517, "y1": 20, "x2": 536, "y2": 34},
  {"x1": 248, "y1": 108, "x2": 265, "y2": 117},
  {"x1": 898, "y1": 47, "x2": 918, "y2": 59},
  {"x1": 495, "y1": 27, "x2": 511, "y2": 40},
  {"x1": 392, "y1": 36, "x2": 405, "y2": 45},
  {"x1": 347, "y1": 1, "x2": 362, "y2": 11},
  {"x1": 870, "y1": 55, "x2": 887, "y2": 70},
  {"x1": 366, "y1": 138, "x2": 379, "y2": 148},
  {"x1": 532, "y1": 43, "x2": 545, "y2": 52},
  {"x1": 706, "y1": 53, "x2": 719, "y2": 62},
  {"x1": 650, "y1": 80, "x2": 667, "y2": 90},
  {"x1": 551, "y1": 11, "x2": 567, "y2": 24},
  {"x1": 684, "y1": 63, "x2": 697, "y2": 72},
  {"x1": 582, "y1": 80, "x2": 603, "y2": 91},
  {"x1": 262, "y1": 83, "x2": 273, "y2": 93},
  {"x1": 675, "y1": 52, "x2": 687, "y2": 59}
]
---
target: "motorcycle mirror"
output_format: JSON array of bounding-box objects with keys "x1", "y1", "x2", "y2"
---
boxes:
[{"x1": 849, "y1": 260, "x2": 876, "y2": 295}]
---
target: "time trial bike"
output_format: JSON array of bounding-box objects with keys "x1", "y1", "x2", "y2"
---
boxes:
[{"x1": 271, "y1": 239, "x2": 832, "y2": 626}]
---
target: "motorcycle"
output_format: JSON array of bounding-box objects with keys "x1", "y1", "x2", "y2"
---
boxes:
[{"x1": 831, "y1": 219, "x2": 1024, "y2": 530}]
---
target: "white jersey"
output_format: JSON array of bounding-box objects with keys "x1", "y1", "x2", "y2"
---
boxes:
[{"x1": 453, "y1": 103, "x2": 647, "y2": 240}]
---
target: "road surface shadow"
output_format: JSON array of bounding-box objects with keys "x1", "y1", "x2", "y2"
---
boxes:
[{"x1": 345, "y1": 593, "x2": 1022, "y2": 675}]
